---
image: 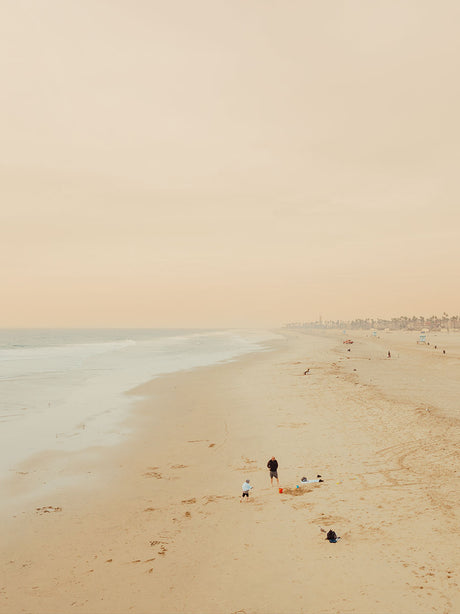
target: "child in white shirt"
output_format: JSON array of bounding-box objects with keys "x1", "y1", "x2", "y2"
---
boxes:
[{"x1": 241, "y1": 479, "x2": 253, "y2": 500}]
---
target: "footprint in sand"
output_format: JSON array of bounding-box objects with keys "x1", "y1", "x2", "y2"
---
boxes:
[
  {"x1": 292, "y1": 502, "x2": 312, "y2": 510},
  {"x1": 181, "y1": 498, "x2": 196, "y2": 504},
  {"x1": 204, "y1": 495, "x2": 232, "y2": 504},
  {"x1": 143, "y1": 468, "x2": 162, "y2": 479},
  {"x1": 313, "y1": 513, "x2": 346, "y2": 525},
  {"x1": 236, "y1": 457, "x2": 257, "y2": 472},
  {"x1": 171, "y1": 464, "x2": 188, "y2": 469},
  {"x1": 36, "y1": 506, "x2": 62, "y2": 514},
  {"x1": 148, "y1": 540, "x2": 168, "y2": 556},
  {"x1": 149, "y1": 539, "x2": 167, "y2": 546}
]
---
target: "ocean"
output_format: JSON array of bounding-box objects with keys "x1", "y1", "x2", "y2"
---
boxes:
[{"x1": 0, "y1": 328, "x2": 279, "y2": 485}]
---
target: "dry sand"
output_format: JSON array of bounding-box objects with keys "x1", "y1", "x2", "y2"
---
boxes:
[{"x1": 1, "y1": 329, "x2": 459, "y2": 614}]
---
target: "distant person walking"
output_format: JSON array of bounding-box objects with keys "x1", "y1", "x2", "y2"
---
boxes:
[
  {"x1": 267, "y1": 456, "x2": 279, "y2": 486},
  {"x1": 387, "y1": 351, "x2": 391, "y2": 358}
]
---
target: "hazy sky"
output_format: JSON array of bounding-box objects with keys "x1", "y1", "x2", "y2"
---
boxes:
[{"x1": 1, "y1": 0, "x2": 459, "y2": 327}]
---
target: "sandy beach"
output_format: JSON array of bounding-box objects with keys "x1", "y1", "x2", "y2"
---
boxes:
[{"x1": 2, "y1": 329, "x2": 459, "y2": 614}]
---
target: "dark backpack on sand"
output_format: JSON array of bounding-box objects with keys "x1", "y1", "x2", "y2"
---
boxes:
[{"x1": 326, "y1": 530, "x2": 337, "y2": 542}]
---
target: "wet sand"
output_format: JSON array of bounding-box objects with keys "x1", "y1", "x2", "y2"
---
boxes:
[{"x1": 1, "y1": 329, "x2": 459, "y2": 613}]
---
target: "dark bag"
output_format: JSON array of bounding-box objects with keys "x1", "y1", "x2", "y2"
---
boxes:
[{"x1": 326, "y1": 529, "x2": 337, "y2": 541}]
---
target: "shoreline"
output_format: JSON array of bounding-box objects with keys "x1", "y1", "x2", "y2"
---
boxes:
[
  {"x1": 0, "y1": 329, "x2": 281, "y2": 514},
  {"x1": 0, "y1": 327, "x2": 280, "y2": 477},
  {"x1": 2, "y1": 329, "x2": 459, "y2": 613}
]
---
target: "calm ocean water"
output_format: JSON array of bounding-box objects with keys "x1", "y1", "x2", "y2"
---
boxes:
[{"x1": 0, "y1": 328, "x2": 278, "y2": 482}]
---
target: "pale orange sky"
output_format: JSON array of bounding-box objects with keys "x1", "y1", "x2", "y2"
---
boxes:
[{"x1": 1, "y1": 0, "x2": 459, "y2": 327}]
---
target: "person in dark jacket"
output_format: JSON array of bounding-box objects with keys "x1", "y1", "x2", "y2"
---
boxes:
[{"x1": 267, "y1": 456, "x2": 279, "y2": 486}]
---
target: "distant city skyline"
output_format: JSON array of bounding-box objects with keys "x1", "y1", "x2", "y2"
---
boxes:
[
  {"x1": 286, "y1": 312, "x2": 460, "y2": 330},
  {"x1": 1, "y1": 1, "x2": 459, "y2": 327}
]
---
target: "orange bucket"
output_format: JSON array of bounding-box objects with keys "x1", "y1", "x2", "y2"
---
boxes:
[{"x1": 279, "y1": 487, "x2": 283, "y2": 493}]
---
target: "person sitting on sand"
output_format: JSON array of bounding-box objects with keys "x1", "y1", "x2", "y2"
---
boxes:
[
  {"x1": 301, "y1": 475, "x2": 324, "y2": 483},
  {"x1": 303, "y1": 368, "x2": 310, "y2": 375},
  {"x1": 321, "y1": 527, "x2": 340, "y2": 542},
  {"x1": 241, "y1": 479, "x2": 253, "y2": 500},
  {"x1": 267, "y1": 456, "x2": 279, "y2": 486},
  {"x1": 326, "y1": 529, "x2": 339, "y2": 543}
]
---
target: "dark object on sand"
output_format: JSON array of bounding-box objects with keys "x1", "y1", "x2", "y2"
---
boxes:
[
  {"x1": 303, "y1": 368, "x2": 310, "y2": 375},
  {"x1": 326, "y1": 529, "x2": 338, "y2": 543}
]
